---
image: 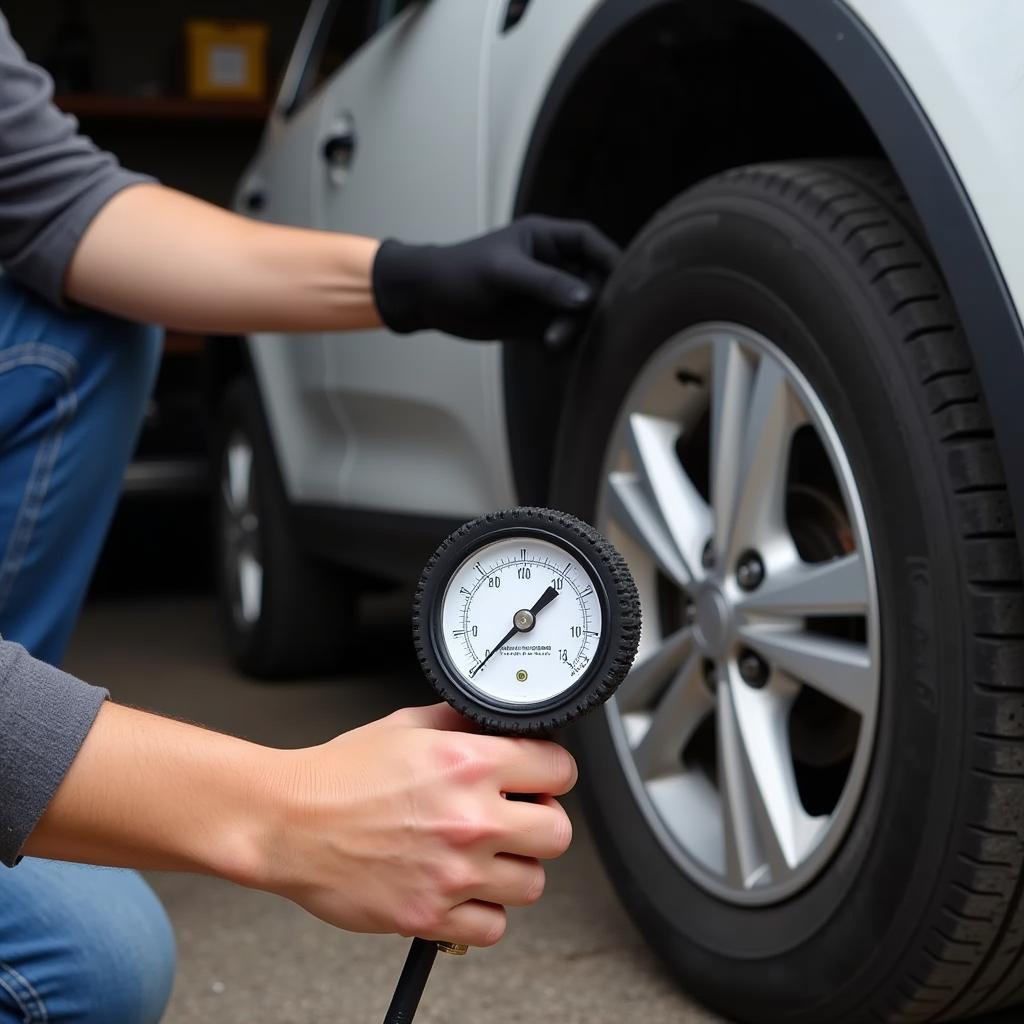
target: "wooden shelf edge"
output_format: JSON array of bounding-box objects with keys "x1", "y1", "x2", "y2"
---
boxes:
[
  {"x1": 55, "y1": 94, "x2": 271, "y2": 122},
  {"x1": 164, "y1": 331, "x2": 207, "y2": 356}
]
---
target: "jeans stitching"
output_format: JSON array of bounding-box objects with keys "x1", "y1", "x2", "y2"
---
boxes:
[
  {"x1": 0, "y1": 959, "x2": 48, "y2": 1022},
  {"x1": 0, "y1": 964, "x2": 46, "y2": 1023},
  {"x1": 0, "y1": 344, "x2": 78, "y2": 620},
  {"x1": 0, "y1": 976, "x2": 28, "y2": 1023},
  {"x1": 0, "y1": 351, "x2": 76, "y2": 375}
]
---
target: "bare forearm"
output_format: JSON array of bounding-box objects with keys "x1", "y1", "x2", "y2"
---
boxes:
[
  {"x1": 20, "y1": 702, "x2": 575, "y2": 945},
  {"x1": 23, "y1": 702, "x2": 280, "y2": 885},
  {"x1": 65, "y1": 184, "x2": 383, "y2": 333}
]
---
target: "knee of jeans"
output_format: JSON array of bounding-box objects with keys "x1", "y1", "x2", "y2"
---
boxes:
[{"x1": 65, "y1": 876, "x2": 177, "y2": 1024}]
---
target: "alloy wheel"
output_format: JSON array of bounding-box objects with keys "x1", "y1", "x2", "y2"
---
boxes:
[
  {"x1": 598, "y1": 322, "x2": 879, "y2": 905},
  {"x1": 222, "y1": 434, "x2": 264, "y2": 629}
]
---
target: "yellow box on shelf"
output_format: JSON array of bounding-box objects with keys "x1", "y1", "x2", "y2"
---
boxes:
[{"x1": 185, "y1": 20, "x2": 268, "y2": 101}]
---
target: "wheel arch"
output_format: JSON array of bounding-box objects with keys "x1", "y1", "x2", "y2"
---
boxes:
[
  {"x1": 506, "y1": 0, "x2": 1024, "y2": 560},
  {"x1": 202, "y1": 333, "x2": 250, "y2": 415}
]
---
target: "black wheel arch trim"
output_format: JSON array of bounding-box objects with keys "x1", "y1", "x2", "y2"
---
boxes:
[{"x1": 509, "y1": 0, "x2": 1024, "y2": 561}]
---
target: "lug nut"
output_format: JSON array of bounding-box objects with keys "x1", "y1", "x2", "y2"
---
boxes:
[
  {"x1": 736, "y1": 550, "x2": 765, "y2": 591},
  {"x1": 738, "y1": 649, "x2": 769, "y2": 688},
  {"x1": 701, "y1": 539, "x2": 715, "y2": 570}
]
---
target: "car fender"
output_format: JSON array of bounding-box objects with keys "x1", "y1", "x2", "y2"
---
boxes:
[{"x1": 496, "y1": 0, "x2": 1024, "y2": 554}]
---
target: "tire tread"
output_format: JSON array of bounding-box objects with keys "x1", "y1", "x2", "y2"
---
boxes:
[{"x1": 673, "y1": 161, "x2": 1024, "y2": 1021}]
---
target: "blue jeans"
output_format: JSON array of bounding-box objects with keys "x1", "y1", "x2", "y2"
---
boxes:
[
  {"x1": 0, "y1": 860, "x2": 175, "y2": 1024},
  {"x1": 0, "y1": 279, "x2": 176, "y2": 1022}
]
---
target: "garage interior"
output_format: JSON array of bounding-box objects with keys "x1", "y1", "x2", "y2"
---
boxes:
[{"x1": 4, "y1": 2, "x2": 1024, "y2": 1022}]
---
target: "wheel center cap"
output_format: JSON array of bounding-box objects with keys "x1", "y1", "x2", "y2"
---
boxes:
[{"x1": 692, "y1": 585, "x2": 733, "y2": 658}]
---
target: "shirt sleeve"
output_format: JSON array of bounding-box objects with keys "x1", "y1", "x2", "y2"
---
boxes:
[
  {"x1": 0, "y1": 640, "x2": 108, "y2": 867},
  {"x1": 0, "y1": 12, "x2": 155, "y2": 306}
]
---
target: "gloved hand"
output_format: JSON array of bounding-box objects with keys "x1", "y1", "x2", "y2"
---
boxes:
[{"x1": 372, "y1": 215, "x2": 621, "y2": 349}]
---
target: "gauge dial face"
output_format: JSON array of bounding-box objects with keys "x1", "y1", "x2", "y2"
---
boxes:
[{"x1": 439, "y1": 536, "x2": 604, "y2": 705}]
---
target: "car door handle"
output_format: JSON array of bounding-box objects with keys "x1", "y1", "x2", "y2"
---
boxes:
[
  {"x1": 502, "y1": 0, "x2": 531, "y2": 31},
  {"x1": 242, "y1": 188, "x2": 266, "y2": 213},
  {"x1": 322, "y1": 115, "x2": 358, "y2": 187},
  {"x1": 322, "y1": 128, "x2": 357, "y2": 169}
]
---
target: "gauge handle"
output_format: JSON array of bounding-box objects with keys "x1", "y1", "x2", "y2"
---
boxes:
[
  {"x1": 382, "y1": 787, "x2": 536, "y2": 1024},
  {"x1": 382, "y1": 938, "x2": 437, "y2": 1024}
]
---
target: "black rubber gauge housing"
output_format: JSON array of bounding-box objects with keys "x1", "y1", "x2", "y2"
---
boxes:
[{"x1": 412, "y1": 507, "x2": 640, "y2": 734}]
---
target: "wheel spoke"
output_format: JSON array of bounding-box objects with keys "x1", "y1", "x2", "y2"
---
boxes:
[
  {"x1": 623, "y1": 413, "x2": 712, "y2": 585},
  {"x1": 717, "y1": 679, "x2": 764, "y2": 888},
  {"x1": 607, "y1": 470, "x2": 690, "y2": 589},
  {"x1": 736, "y1": 552, "x2": 869, "y2": 617},
  {"x1": 738, "y1": 623, "x2": 874, "y2": 715},
  {"x1": 632, "y1": 651, "x2": 713, "y2": 779},
  {"x1": 616, "y1": 626, "x2": 694, "y2": 713},
  {"x1": 730, "y1": 677, "x2": 824, "y2": 870},
  {"x1": 226, "y1": 441, "x2": 252, "y2": 511},
  {"x1": 238, "y1": 551, "x2": 263, "y2": 624},
  {"x1": 725, "y1": 357, "x2": 806, "y2": 564},
  {"x1": 710, "y1": 337, "x2": 753, "y2": 562},
  {"x1": 221, "y1": 477, "x2": 238, "y2": 523}
]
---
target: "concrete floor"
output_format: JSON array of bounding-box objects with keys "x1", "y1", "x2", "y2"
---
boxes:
[{"x1": 65, "y1": 595, "x2": 720, "y2": 1024}]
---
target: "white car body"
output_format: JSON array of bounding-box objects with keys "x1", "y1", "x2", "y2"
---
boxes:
[{"x1": 237, "y1": 0, "x2": 1024, "y2": 531}]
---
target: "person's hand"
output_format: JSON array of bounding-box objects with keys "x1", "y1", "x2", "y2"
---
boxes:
[
  {"x1": 371, "y1": 215, "x2": 621, "y2": 349},
  {"x1": 259, "y1": 703, "x2": 577, "y2": 947}
]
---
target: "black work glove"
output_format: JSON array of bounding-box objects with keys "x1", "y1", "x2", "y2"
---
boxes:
[{"x1": 371, "y1": 215, "x2": 621, "y2": 349}]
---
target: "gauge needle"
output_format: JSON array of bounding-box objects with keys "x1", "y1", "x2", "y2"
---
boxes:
[
  {"x1": 529, "y1": 586, "x2": 559, "y2": 617},
  {"x1": 470, "y1": 585, "x2": 559, "y2": 677}
]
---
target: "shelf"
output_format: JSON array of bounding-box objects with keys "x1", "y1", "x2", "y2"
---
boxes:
[
  {"x1": 55, "y1": 94, "x2": 271, "y2": 122},
  {"x1": 164, "y1": 331, "x2": 207, "y2": 356}
]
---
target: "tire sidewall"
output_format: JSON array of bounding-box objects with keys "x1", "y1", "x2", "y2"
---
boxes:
[{"x1": 553, "y1": 191, "x2": 968, "y2": 1016}]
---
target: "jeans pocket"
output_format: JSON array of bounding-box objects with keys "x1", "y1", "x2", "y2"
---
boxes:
[
  {"x1": 0, "y1": 344, "x2": 78, "y2": 616},
  {"x1": 0, "y1": 344, "x2": 78, "y2": 447}
]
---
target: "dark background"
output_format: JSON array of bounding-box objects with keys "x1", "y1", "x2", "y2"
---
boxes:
[{"x1": 4, "y1": 1, "x2": 305, "y2": 205}]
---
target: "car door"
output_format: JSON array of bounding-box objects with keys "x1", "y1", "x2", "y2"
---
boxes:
[
  {"x1": 307, "y1": 0, "x2": 517, "y2": 521},
  {"x1": 234, "y1": 0, "x2": 385, "y2": 509}
]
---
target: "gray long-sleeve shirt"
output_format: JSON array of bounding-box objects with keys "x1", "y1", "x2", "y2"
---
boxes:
[
  {"x1": 0, "y1": 12, "x2": 153, "y2": 866},
  {"x1": 0, "y1": 645, "x2": 107, "y2": 865}
]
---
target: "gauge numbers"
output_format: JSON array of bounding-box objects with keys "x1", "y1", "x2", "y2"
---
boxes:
[{"x1": 440, "y1": 536, "x2": 604, "y2": 705}]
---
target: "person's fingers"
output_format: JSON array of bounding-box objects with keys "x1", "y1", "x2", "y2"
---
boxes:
[
  {"x1": 544, "y1": 314, "x2": 581, "y2": 351},
  {"x1": 533, "y1": 793, "x2": 566, "y2": 811},
  {"x1": 499, "y1": 256, "x2": 593, "y2": 312},
  {"x1": 532, "y1": 218, "x2": 622, "y2": 276},
  {"x1": 433, "y1": 900, "x2": 508, "y2": 947},
  {"x1": 493, "y1": 796, "x2": 573, "y2": 859},
  {"x1": 468, "y1": 854, "x2": 546, "y2": 907},
  {"x1": 492, "y1": 737, "x2": 578, "y2": 795}
]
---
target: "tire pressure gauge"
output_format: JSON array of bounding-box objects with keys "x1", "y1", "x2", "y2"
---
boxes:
[
  {"x1": 384, "y1": 508, "x2": 640, "y2": 1024},
  {"x1": 413, "y1": 507, "x2": 641, "y2": 734}
]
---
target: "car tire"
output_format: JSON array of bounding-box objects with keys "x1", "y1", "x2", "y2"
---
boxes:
[
  {"x1": 551, "y1": 160, "x2": 1024, "y2": 1021},
  {"x1": 217, "y1": 377, "x2": 353, "y2": 677}
]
